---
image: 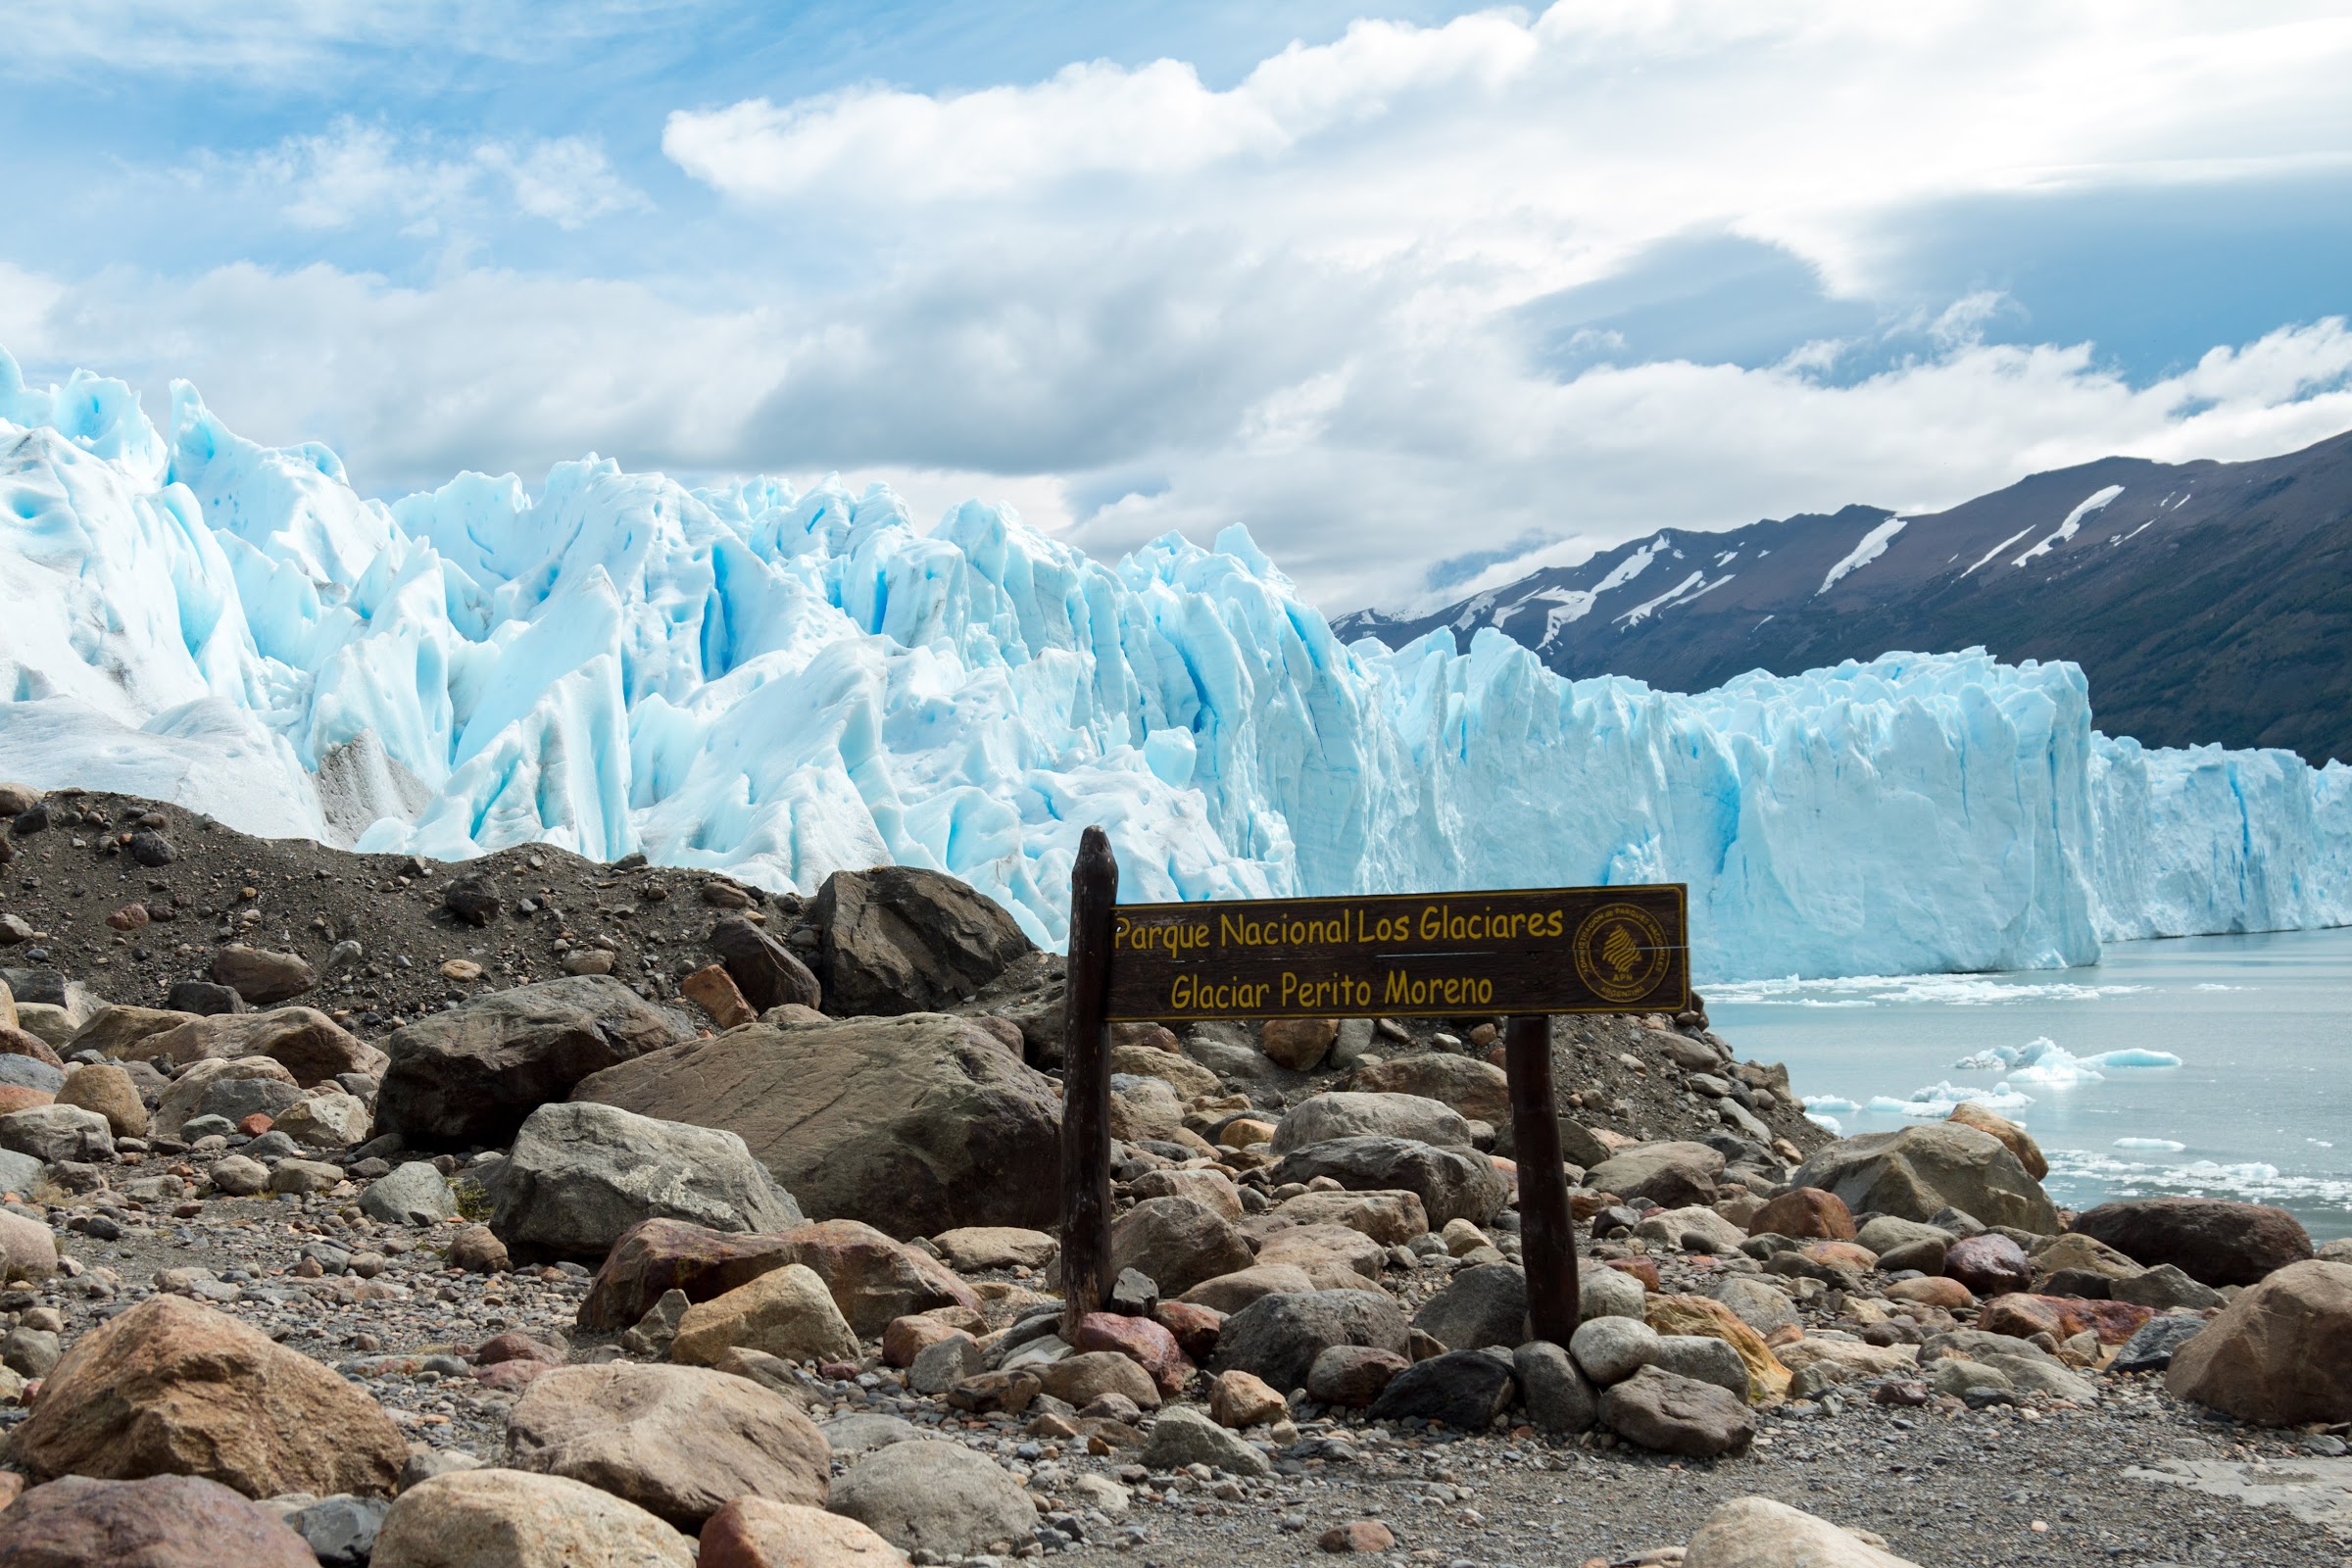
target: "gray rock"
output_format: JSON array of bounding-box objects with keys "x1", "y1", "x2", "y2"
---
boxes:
[
  {"x1": 197, "y1": 1076, "x2": 304, "y2": 1127},
  {"x1": 208, "y1": 1154, "x2": 270, "y2": 1196},
  {"x1": 359, "y1": 1162, "x2": 457, "y2": 1226},
  {"x1": 1930, "y1": 1358, "x2": 2013, "y2": 1398},
  {"x1": 1581, "y1": 1265, "x2": 1647, "y2": 1322},
  {"x1": 0, "y1": 1148, "x2": 42, "y2": 1198},
  {"x1": 829, "y1": 1438, "x2": 1043, "y2": 1556},
  {"x1": 910, "y1": 1335, "x2": 986, "y2": 1396},
  {"x1": 1513, "y1": 1341, "x2": 1598, "y2": 1434},
  {"x1": 1269, "y1": 1092, "x2": 1472, "y2": 1155},
  {"x1": 1211, "y1": 1289, "x2": 1412, "y2": 1393},
  {"x1": 1789, "y1": 1124, "x2": 2058, "y2": 1233},
  {"x1": 1649, "y1": 1335, "x2": 1750, "y2": 1398},
  {"x1": 489, "y1": 1101, "x2": 803, "y2": 1262},
  {"x1": 0, "y1": 1056, "x2": 63, "y2": 1097},
  {"x1": 0, "y1": 1104, "x2": 113, "y2": 1164},
  {"x1": 1107, "y1": 1197, "x2": 1253, "y2": 1299},
  {"x1": 1367, "y1": 1349, "x2": 1517, "y2": 1428},
  {"x1": 2112, "y1": 1261, "x2": 2228, "y2": 1311},
  {"x1": 810, "y1": 865, "x2": 1034, "y2": 1017},
  {"x1": 2111, "y1": 1314, "x2": 2208, "y2": 1374},
  {"x1": 1683, "y1": 1495, "x2": 1918, "y2": 1568},
  {"x1": 1855, "y1": 1215, "x2": 1954, "y2": 1255},
  {"x1": 373, "y1": 976, "x2": 697, "y2": 1150},
  {"x1": 571, "y1": 1012, "x2": 1061, "y2": 1239},
  {"x1": 269, "y1": 1157, "x2": 343, "y2": 1195},
  {"x1": 1705, "y1": 1276, "x2": 1800, "y2": 1338},
  {"x1": 290, "y1": 1494, "x2": 389, "y2": 1568},
  {"x1": 1977, "y1": 1351, "x2": 2096, "y2": 1402},
  {"x1": 1269, "y1": 1136, "x2": 1507, "y2": 1228},
  {"x1": 1598, "y1": 1365, "x2": 1756, "y2": 1457},
  {"x1": 1569, "y1": 1314, "x2": 1659, "y2": 1386},
  {"x1": 819, "y1": 1412, "x2": 919, "y2": 1456},
  {"x1": 1412, "y1": 1262, "x2": 1528, "y2": 1351},
  {"x1": 1141, "y1": 1405, "x2": 1272, "y2": 1477},
  {"x1": 1584, "y1": 1141, "x2": 1727, "y2": 1209},
  {"x1": 209, "y1": 945, "x2": 318, "y2": 1004}
]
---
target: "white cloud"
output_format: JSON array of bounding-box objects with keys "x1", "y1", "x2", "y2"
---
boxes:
[{"x1": 221, "y1": 120, "x2": 647, "y2": 235}]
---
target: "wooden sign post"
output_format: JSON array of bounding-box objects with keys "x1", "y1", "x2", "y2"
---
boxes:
[{"x1": 1058, "y1": 862, "x2": 1690, "y2": 1348}]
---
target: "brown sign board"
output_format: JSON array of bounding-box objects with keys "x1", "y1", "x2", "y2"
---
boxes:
[{"x1": 1102, "y1": 884, "x2": 1690, "y2": 1022}]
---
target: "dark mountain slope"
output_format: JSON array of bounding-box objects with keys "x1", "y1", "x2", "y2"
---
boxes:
[{"x1": 1337, "y1": 430, "x2": 2352, "y2": 763}]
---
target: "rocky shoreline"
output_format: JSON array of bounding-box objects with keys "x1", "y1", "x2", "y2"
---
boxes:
[{"x1": 0, "y1": 784, "x2": 2346, "y2": 1566}]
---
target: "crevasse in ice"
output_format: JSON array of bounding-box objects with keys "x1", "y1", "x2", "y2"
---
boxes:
[{"x1": 2, "y1": 352, "x2": 2346, "y2": 980}]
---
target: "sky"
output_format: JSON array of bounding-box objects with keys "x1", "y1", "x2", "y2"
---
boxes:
[{"x1": 5, "y1": 2, "x2": 2352, "y2": 614}]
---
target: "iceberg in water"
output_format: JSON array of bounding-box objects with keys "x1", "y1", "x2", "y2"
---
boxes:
[{"x1": 3, "y1": 349, "x2": 2349, "y2": 977}]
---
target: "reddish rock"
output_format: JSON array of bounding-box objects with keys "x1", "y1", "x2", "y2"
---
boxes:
[
  {"x1": 472, "y1": 1359, "x2": 558, "y2": 1393},
  {"x1": 236, "y1": 1113, "x2": 274, "y2": 1138},
  {"x1": 473, "y1": 1332, "x2": 565, "y2": 1367},
  {"x1": 1745, "y1": 1188, "x2": 1855, "y2": 1241},
  {"x1": 946, "y1": 1369, "x2": 1039, "y2": 1414},
  {"x1": 0, "y1": 1025, "x2": 63, "y2": 1067},
  {"x1": 680, "y1": 964, "x2": 757, "y2": 1030},
  {"x1": 1885, "y1": 1276, "x2": 1975, "y2": 1310},
  {"x1": 2071, "y1": 1197, "x2": 2315, "y2": 1287},
  {"x1": 768, "y1": 1219, "x2": 981, "y2": 1337},
  {"x1": 0, "y1": 1475, "x2": 318, "y2": 1566},
  {"x1": 1319, "y1": 1520, "x2": 1396, "y2": 1552},
  {"x1": 883, "y1": 1313, "x2": 972, "y2": 1368},
  {"x1": 1152, "y1": 1299, "x2": 1224, "y2": 1361},
  {"x1": 699, "y1": 1496, "x2": 906, "y2": 1567},
  {"x1": 0, "y1": 1085, "x2": 54, "y2": 1116},
  {"x1": 1207, "y1": 1369, "x2": 1287, "y2": 1428},
  {"x1": 1077, "y1": 1311, "x2": 1194, "y2": 1396},
  {"x1": 1947, "y1": 1102, "x2": 2047, "y2": 1180},
  {"x1": 1604, "y1": 1257, "x2": 1661, "y2": 1292},
  {"x1": 1979, "y1": 1293, "x2": 2154, "y2": 1346},
  {"x1": 1944, "y1": 1233, "x2": 2034, "y2": 1297}
]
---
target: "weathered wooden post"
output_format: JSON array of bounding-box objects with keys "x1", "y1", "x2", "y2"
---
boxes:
[
  {"x1": 1058, "y1": 826, "x2": 1118, "y2": 1344},
  {"x1": 1505, "y1": 1012, "x2": 1581, "y2": 1345}
]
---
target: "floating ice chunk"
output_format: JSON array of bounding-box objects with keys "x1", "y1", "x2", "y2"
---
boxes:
[
  {"x1": 2113, "y1": 1138, "x2": 2186, "y2": 1152},
  {"x1": 1802, "y1": 1095, "x2": 1859, "y2": 1114},
  {"x1": 1804, "y1": 1111, "x2": 1842, "y2": 1133},
  {"x1": 1875, "y1": 1081, "x2": 2034, "y2": 1118},
  {"x1": 2087, "y1": 1048, "x2": 2182, "y2": 1068}
]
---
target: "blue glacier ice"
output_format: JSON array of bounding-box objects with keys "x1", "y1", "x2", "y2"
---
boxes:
[{"x1": 3, "y1": 350, "x2": 2348, "y2": 980}]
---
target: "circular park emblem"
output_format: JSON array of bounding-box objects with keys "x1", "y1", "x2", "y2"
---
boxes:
[{"x1": 1572, "y1": 901, "x2": 1672, "y2": 1004}]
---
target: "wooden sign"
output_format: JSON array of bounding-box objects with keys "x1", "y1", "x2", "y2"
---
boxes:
[{"x1": 1102, "y1": 884, "x2": 1689, "y2": 1022}]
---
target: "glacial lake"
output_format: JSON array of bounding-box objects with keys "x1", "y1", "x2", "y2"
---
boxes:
[{"x1": 1708, "y1": 925, "x2": 2352, "y2": 1243}]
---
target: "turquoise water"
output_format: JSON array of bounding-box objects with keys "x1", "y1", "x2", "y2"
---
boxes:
[{"x1": 1708, "y1": 926, "x2": 2352, "y2": 1244}]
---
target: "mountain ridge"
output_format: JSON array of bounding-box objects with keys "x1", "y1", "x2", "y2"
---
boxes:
[{"x1": 1336, "y1": 429, "x2": 2352, "y2": 764}]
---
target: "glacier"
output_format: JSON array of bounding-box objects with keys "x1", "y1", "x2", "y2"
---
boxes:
[{"x1": 3, "y1": 349, "x2": 2348, "y2": 982}]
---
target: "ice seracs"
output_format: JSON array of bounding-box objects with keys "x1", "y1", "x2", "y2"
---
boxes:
[{"x1": 2, "y1": 348, "x2": 2347, "y2": 980}]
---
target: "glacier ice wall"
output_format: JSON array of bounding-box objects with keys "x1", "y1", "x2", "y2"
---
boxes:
[{"x1": 2, "y1": 351, "x2": 2346, "y2": 981}]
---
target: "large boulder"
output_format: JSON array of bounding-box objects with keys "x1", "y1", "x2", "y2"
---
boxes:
[
  {"x1": 700, "y1": 1498, "x2": 906, "y2": 1568},
  {"x1": 1366, "y1": 1349, "x2": 1518, "y2": 1428},
  {"x1": 827, "y1": 1439, "x2": 1039, "y2": 1558},
  {"x1": 1262, "y1": 1189, "x2": 1429, "y2": 1246},
  {"x1": 152, "y1": 1057, "x2": 296, "y2": 1139},
  {"x1": 143, "y1": 1007, "x2": 383, "y2": 1087},
  {"x1": 2165, "y1": 1259, "x2": 2352, "y2": 1425},
  {"x1": 375, "y1": 977, "x2": 696, "y2": 1150},
  {"x1": 507, "y1": 1362, "x2": 829, "y2": 1531},
  {"x1": 1598, "y1": 1365, "x2": 1756, "y2": 1457},
  {"x1": 209, "y1": 946, "x2": 318, "y2": 1005},
  {"x1": 15, "y1": 1296, "x2": 405, "y2": 1497},
  {"x1": 64, "y1": 1004, "x2": 199, "y2": 1060},
  {"x1": 1786, "y1": 1124, "x2": 2059, "y2": 1233},
  {"x1": 708, "y1": 916, "x2": 822, "y2": 1014},
  {"x1": 1947, "y1": 1102, "x2": 2047, "y2": 1181},
  {"x1": 0, "y1": 1475, "x2": 321, "y2": 1568},
  {"x1": 1270, "y1": 1136, "x2": 1507, "y2": 1228},
  {"x1": 809, "y1": 866, "x2": 1034, "y2": 1016},
  {"x1": 1268, "y1": 1092, "x2": 1472, "y2": 1155},
  {"x1": 490, "y1": 1102, "x2": 804, "y2": 1262},
  {"x1": 2070, "y1": 1197, "x2": 2314, "y2": 1287},
  {"x1": 1413, "y1": 1263, "x2": 1529, "y2": 1351},
  {"x1": 570, "y1": 1014, "x2": 1061, "y2": 1239},
  {"x1": 55, "y1": 1063, "x2": 149, "y2": 1139},
  {"x1": 369, "y1": 1469, "x2": 694, "y2": 1568},
  {"x1": 1109, "y1": 1197, "x2": 1254, "y2": 1298},
  {"x1": 578, "y1": 1217, "x2": 976, "y2": 1337},
  {"x1": 1584, "y1": 1142, "x2": 1725, "y2": 1209},
  {"x1": 1211, "y1": 1289, "x2": 1412, "y2": 1392},
  {"x1": 1684, "y1": 1496, "x2": 1921, "y2": 1568},
  {"x1": 1345, "y1": 1054, "x2": 1511, "y2": 1125},
  {"x1": 0, "y1": 1103, "x2": 113, "y2": 1163},
  {"x1": 668, "y1": 1263, "x2": 859, "y2": 1366}
]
